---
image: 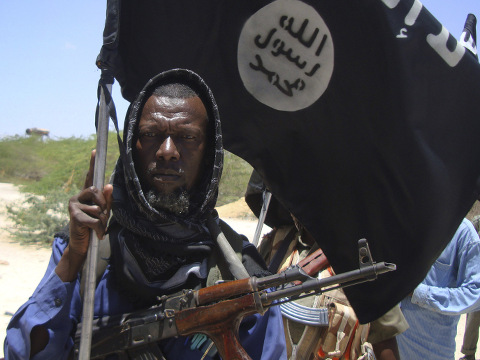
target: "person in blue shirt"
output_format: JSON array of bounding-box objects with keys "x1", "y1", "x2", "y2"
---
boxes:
[
  {"x1": 3, "y1": 69, "x2": 287, "y2": 360},
  {"x1": 459, "y1": 215, "x2": 480, "y2": 360},
  {"x1": 397, "y1": 218, "x2": 480, "y2": 360}
]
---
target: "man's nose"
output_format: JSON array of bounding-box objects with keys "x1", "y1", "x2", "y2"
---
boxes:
[{"x1": 156, "y1": 136, "x2": 180, "y2": 161}]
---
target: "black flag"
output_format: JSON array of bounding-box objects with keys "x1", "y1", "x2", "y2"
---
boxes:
[{"x1": 97, "y1": 0, "x2": 480, "y2": 322}]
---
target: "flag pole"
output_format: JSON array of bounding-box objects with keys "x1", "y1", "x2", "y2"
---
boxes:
[{"x1": 77, "y1": 70, "x2": 112, "y2": 360}]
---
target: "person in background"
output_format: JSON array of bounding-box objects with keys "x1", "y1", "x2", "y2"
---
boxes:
[
  {"x1": 245, "y1": 170, "x2": 409, "y2": 360},
  {"x1": 458, "y1": 215, "x2": 480, "y2": 360},
  {"x1": 397, "y1": 218, "x2": 480, "y2": 360}
]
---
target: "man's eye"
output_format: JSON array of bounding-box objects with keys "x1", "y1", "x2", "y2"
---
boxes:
[
  {"x1": 183, "y1": 134, "x2": 195, "y2": 140},
  {"x1": 141, "y1": 132, "x2": 157, "y2": 138}
]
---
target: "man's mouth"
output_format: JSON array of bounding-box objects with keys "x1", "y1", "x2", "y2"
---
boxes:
[
  {"x1": 153, "y1": 174, "x2": 179, "y2": 182},
  {"x1": 148, "y1": 168, "x2": 183, "y2": 183}
]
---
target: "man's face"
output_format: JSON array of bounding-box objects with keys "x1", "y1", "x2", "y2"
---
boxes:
[{"x1": 134, "y1": 94, "x2": 208, "y2": 202}]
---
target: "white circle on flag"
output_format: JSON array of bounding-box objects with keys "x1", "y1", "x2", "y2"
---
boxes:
[{"x1": 238, "y1": 0, "x2": 334, "y2": 111}]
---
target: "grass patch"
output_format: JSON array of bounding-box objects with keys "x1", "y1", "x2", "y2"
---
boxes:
[
  {"x1": 0, "y1": 133, "x2": 120, "y2": 194},
  {"x1": 217, "y1": 151, "x2": 253, "y2": 207}
]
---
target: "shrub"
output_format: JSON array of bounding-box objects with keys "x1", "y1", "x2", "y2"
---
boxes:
[{"x1": 5, "y1": 187, "x2": 78, "y2": 246}]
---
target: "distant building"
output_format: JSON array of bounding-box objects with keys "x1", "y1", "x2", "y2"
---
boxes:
[{"x1": 25, "y1": 128, "x2": 50, "y2": 137}]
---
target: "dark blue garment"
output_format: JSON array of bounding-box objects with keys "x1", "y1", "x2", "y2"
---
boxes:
[{"x1": 4, "y1": 236, "x2": 287, "y2": 360}]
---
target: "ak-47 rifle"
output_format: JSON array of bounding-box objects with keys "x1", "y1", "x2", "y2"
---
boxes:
[{"x1": 72, "y1": 239, "x2": 395, "y2": 360}]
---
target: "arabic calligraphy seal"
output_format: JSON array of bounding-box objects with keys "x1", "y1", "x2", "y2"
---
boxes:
[{"x1": 238, "y1": 0, "x2": 334, "y2": 111}]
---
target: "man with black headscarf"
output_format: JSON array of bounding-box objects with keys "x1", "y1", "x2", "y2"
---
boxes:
[{"x1": 4, "y1": 69, "x2": 286, "y2": 359}]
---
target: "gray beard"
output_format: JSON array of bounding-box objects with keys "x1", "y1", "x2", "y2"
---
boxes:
[{"x1": 146, "y1": 188, "x2": 190, "y2": 216}]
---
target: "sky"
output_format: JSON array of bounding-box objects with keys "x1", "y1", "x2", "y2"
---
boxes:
[{"x1": 0, "y1": 1, "x2": 479, "y2": 139}]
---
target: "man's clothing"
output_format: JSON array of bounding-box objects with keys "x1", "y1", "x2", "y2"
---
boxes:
[
  {"x1": 4, "y1": 69, "x2": 286, "y2": 359},
  {"x1": 367, "y1": 306, "x2": 408, "y2": 345},
  {"x1": 397, "y1": 218, "x2": 480, "y2": 360}
]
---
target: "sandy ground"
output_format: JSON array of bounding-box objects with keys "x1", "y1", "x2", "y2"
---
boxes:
[
  {"x1": 0, "y1": 182, "x2": 477, "y2": 359},
  {"x1": 0, "y1": 183, "x2": 52, "y2": 357}
]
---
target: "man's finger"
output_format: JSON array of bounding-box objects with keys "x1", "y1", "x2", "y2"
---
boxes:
[
  {"x1": 70, "y1": 204, "x2": 109, "y2": 240},
  {"x1": 76, "y1": 186, "x2": 109, "y2": 210},
  {"x1": 71, "y1": 186, "x2": 108, "y2": 218},
  {"x1": 83, "y1": 150, "x2": 96, "y2": 190},
  {"x1": 103, "y1": 184, "x2": 114, "y2": 216},
  {"x1": 75, "y1": 203, "x2": 109, "y2": 224}
]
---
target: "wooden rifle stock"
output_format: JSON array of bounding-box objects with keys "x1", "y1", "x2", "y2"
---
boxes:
[
  {"x1": 176, "y1": 294, "x2": 263, "y2": 360},
  {"x1": 297, "y1": 248, "x2": 329, "y2": 278},
  {"x1": 178, "y1": 248, "x2": 329, "y2": 359},
  {"x1": 174, "y1": 273, "x2": 296, "y2": 359}
]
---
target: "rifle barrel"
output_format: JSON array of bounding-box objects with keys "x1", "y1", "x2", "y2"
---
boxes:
[{"x1": 262, "y1": 262, "x2": 396, "y2": 304}]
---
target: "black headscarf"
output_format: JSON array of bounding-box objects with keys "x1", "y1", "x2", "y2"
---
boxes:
[{"x1": 109, "y1": 69, "x2": 225, "y2": 303}]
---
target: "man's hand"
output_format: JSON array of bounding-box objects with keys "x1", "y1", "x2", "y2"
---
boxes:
[{"x1": 55, "y1": 150, "x2": 113, "y2": 282}]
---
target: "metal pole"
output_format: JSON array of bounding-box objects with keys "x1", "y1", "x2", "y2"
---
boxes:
[
  {"x1": 206, "y1": 215, "x2": 250, "y2": 280},
  {"x1": 78, "y1": 81, "x2": 111, "y2": 360},
  {"x1": 252, "y1": 190, "x2": 272, "y2": 247}
]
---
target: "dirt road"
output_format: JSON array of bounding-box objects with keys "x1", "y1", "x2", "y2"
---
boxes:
[
  {"x1": 0, "y1": 183, "x2": 51, "y2": 357},
  {"x1": 0, "y1": 182, "x2": 475, "y2": 359}
]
